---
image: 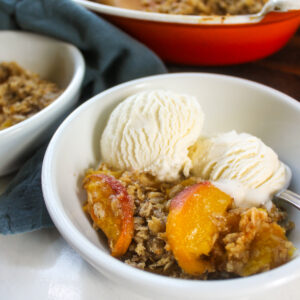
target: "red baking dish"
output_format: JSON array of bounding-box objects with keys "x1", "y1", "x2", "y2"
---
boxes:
[{"x1": 74, "y1": 0, "x2": 300, "y2": 65}]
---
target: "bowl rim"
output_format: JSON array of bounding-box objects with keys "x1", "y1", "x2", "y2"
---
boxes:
[
  {"x1": 72, "y1": 0, "x2": 298, "y2": 25},
  {"x1": 0, "y1": 30, "x2": 85, "y2": 137},
  {"x1": 42, "y1": 73, "x2": 300, "y2": 297}
]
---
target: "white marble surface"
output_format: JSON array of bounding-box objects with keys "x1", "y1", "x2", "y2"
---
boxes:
[
  {"x1": 1, "y1": 176, "x2": 300, "y2": 300},
  {"x1": 0, "y1": 228, "x2": 148, "y2": 300},
  {"x1": 0, "y1": 176, "x2": 145, "y2": 300}
]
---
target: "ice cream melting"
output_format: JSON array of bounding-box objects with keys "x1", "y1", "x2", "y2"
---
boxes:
[
  {"x1": 101, "y1": 90, "x2": 288, "y2": 209},
  {"x1": 100, "y1": 90, "x2": 204, "y2": 181},
  {"x1": 189, "y1": 131, "x2": 287, "y2": 209}
]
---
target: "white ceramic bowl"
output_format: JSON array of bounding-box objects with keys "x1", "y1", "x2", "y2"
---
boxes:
[
  {"x1": 42, "y1": 73, "x2": 300, "y2": 300},
  {"x1": 0, "y1": 31, "x2": 85, "y2": 176}
]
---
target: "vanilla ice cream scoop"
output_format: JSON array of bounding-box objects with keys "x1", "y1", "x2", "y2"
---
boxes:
[
  {"x1": 100, "y1": 90, "x2": 204, "y2": 181},
  {"x1": 189, "y1": 131, "x2": 287, "y2": 208}
]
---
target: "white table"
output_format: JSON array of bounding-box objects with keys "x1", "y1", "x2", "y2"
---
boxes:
[
  {"x1": 1, "y1": 176, "x2": 299, "y2": 300},
  {"x1": 0, "y1": 228, "x2": 149, "y2": 300},
  {"x1": 0, "y1": 176, "x2": 144, "y2": 300}
]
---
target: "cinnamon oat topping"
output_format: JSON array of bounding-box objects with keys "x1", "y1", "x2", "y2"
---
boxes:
[
  {"x1": 141, "y1": 0, "x2": 269, "y2": 15},
  {"x1": 84, "y1": 164, "x2": 294, "y2": 279},
  {"x1": 0, "y1": 62, "x2": 62, "y2": 130}
]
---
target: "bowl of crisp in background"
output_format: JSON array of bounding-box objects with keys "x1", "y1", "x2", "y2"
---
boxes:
[
  {"x1": 73, "y1": 0, "x2": 300, "y2": 65},
  {"x1": 42, "y1": 73, "x2": 300, "y2": 300},
  {"x1": 0, "y1": 31, "x2": 85, "y2": 176}
]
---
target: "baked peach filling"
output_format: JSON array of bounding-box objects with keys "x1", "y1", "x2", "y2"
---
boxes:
[
  {"x1": 166, "y1": 182, "x2": 232, "y2": 275},
  {"x1": 83, "y1": 172, "x2": 134, "y2": 257}
]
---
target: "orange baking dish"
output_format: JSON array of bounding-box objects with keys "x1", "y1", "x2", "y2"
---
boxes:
[{"x1": 74, "y1": 0, "x2": 300, "y2": 65}]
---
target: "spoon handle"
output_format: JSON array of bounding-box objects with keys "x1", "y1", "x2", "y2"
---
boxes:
[{"x1": 276, "y1": 189, "x2": 300, "y2": 210}]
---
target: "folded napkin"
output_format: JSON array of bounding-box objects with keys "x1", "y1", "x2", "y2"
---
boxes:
[{"x1": 0, "y1": 0, "x2": 166, "y2": 234}]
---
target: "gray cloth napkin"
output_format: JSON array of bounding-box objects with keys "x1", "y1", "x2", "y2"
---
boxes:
[{"x1": 0, "y1": 0, "x2": 166, "y2": 234}]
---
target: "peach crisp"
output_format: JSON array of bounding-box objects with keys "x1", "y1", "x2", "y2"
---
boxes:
[{"x1": 83, "y1": 164, "x2": 294, "y2": 279}]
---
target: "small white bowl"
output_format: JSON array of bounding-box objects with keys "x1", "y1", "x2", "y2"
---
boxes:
[
  {"x1": 42, "y1": 73, "x2": 300, "y2": 300},
  {"x1": 0, "y1": 31, "x2": 85, "y2": 176}
]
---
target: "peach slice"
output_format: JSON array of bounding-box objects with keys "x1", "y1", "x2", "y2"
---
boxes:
[
  {"x1": 83, "y1": 173, "x2": 134, "y2": 257},
  {"x1": 166, "y1": 182, "x2": 232, "y2": 275}
]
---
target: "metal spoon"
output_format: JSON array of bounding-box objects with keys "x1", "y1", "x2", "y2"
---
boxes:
[
  {"x1": 275, "y1": 165, "x2": 300, "y2": 210},
  {"x1": 259, "y1": 0, "x2": 300, "y2": 16}
]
